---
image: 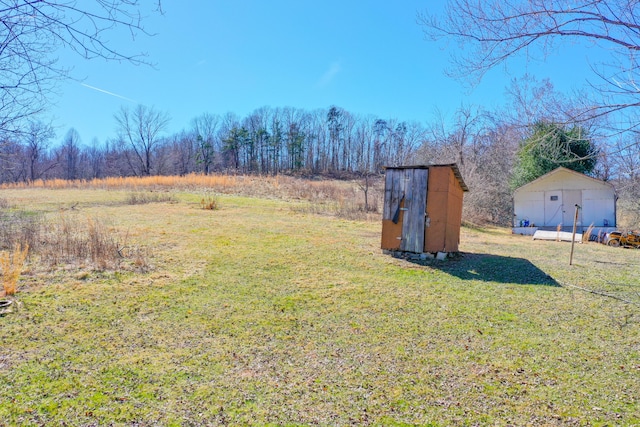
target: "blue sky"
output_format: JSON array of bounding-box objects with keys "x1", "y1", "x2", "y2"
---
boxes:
[{"x1": 49, "y1": 1, "x2": 597, "y2": 145}]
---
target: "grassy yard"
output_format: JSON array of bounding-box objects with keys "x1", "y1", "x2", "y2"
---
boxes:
[{"x1": 0, "y1": 187, "x2": 638, "y2": 426}]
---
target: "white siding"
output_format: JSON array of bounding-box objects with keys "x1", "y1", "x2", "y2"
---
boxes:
[
  {"x1": 582, "y1": 189, "x2": 616, "y2": 227},
  {"x1": 513, "y1": 168, "x2": 616, "y2": 229},
  {"x1": 561, "y1": 190, "x2": 583, "y2": 228},
  {"x1": 513, "y1": 191, "x2": 545, "y2": 226}
]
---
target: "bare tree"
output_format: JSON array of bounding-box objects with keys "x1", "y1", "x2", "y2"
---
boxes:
[
  {"x1": 504, "y1": 75, "x2": 565, "y2": 129},
  {"x1": 424, "y1": 105, "x2": 486, "y2": 171},
  {"x1": 0, "y1": 1, "x2": 162, "y2": 136},
  {"x1": 327, "y1": 106, "x2": 344, "y2": 171},
  {"x1": 463, "y1": 119, "x2": 520, "y2": 224},
  {"x1": 419, "y1": 0, "x2": 640, "y2": 127},
  {"x1": 192, "y1": 113, "x2": 221, "y2": 174},
  {"x1": 23, "y1": 120, "x2": 55, "y2": 181},
  {"x1": 283, "y1": 109, "x2": 307, "y2": 172},
  {"x1": 0, "y1": 137, "x2": 27, "y2": 182},
  {"x1": 86, "y1": 137, "x2": 105, "y2": 179},
  {"x1": 166, "y1": 130, "x2": 196, "y2": 176},
  {"x1": 59, "y1": 128, "x2": 82, "y2": 180},
  {"x1": 417, "y1": 106, "x2": 518, "y2": 225},
  {"x1": 608, "y1": 132, "x2": 640, "y2": 227},
  {"x1": 115, "y1": 104, "x2": 170, "y2": 176}
]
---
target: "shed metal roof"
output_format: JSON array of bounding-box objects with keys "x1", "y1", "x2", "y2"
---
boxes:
[{"x1": 383, "y1": 163, "x2": 469, "y2": 192}]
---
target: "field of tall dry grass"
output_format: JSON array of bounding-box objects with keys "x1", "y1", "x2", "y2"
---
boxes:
[{"x1": 0, "y1": 173, "x2": 383, "y2": 220}]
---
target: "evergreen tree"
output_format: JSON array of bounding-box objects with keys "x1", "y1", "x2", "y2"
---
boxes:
[{"x1": 510, "y1": 121, "x2": 598, "y2": 189}]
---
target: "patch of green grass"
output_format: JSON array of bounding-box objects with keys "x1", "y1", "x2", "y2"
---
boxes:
[{"x1": 0, "y1": 188, "x2": 638, "y2": 425}]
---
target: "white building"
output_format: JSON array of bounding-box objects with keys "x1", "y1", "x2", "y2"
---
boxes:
[{"x1": 513, "y1": 167, "x2": 616, "y2": 234}]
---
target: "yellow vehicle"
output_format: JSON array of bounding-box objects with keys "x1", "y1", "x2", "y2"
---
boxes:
[{"x1": 605, "y1": 230, "x2": 640, "y2": 248}]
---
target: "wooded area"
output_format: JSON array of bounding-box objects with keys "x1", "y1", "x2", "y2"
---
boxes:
[{"x1": 1, "y1": 99, "x2": 639, "y2": 228}]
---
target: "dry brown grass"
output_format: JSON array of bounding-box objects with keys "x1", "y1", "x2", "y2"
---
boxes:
[
  {"x1": 38, "y1": 213, "x2": 126, "y2": 270},
  {"x1": 200, "y1": 194, "x2": 219, "y2": 210},
  {"x1": 125, "y1": 191, "x2": 177, "y2": 205},
  {"x1": 0, "y1": 174, "x2": 242, "y2": 191},
  {"x1": 583, "y1": 223, "x2": 595, "y2": 242},
  {"x1": 0, "y1": 242, "x2": 29, "y2": 296},
  {"x1": 0, "y1": 173, "x2": 385, "y2": 220},
  {"x1": 0, "y1": 207, "x2": 142, "y2": 273},
  {"x1": 0, "y1": 210, "x2": 42, "y2": 252}
]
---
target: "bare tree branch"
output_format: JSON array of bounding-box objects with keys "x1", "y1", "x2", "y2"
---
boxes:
[
  {"x1": 419, "y1": 0, "x2": 640, "y2": 128},
  {"x1": 0, "y1": 1, "x2": 162, "y2": 136}
]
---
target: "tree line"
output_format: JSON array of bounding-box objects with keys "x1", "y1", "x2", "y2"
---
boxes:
[
  {"x1": 0, "y1": 104, "x2": 425, "y2": 182},
  {"x1": 3, "y1": 86, "x2": 639, "y2": 227}
]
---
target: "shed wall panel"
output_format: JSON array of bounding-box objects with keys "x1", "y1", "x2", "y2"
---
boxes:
[
  {"x1": 425, "y1": 190, "x2": 448, "y2": 253},
  {"x1": 426, "y1": 166, "x2": 450, "y2": 192},
  {"x1": 514, "y1": 191, "x2": 545, "y2": 203},
  {"x1": 424, "y1": 167, "x2": 463, "y2": 253},
  {"x1": 544, "y1": 190, "x2": 563, "y2": 226},
  {"x1": 445, "y1": 169, "x2": 464, "y2": 252},
  {"x1": 382, "y1": 169, "x2": 403, "y2": 220},
  {"x1": 583, "y1": 188, "x2": 616, "y2": 201},
  {"x1": 582, "y1": 188, "x2": 616, "y2": 227}
]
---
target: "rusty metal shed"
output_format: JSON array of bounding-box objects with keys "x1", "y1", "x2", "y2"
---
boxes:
[{"x1": 381, "y1": 164, "x2": 468, "y2": 254}]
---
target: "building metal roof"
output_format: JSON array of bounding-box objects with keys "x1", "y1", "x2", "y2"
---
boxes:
[{"x1": 513, "y1": 166, "x2": 615, "y2": 194}]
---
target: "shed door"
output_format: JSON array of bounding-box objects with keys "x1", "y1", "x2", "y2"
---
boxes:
[
  {"x1": 400, "y1": 169, "x2": 428, "y2": 253},
  {"x1": 562, "y1": 190, "x2": 582, "y2": 229},
  {"x1": 544, "y1": 191, "x2": 563, "y2": 226}
]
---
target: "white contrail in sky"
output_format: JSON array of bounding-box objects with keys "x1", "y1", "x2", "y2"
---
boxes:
[
  {"x1": 80, "y1": 83, "x2": 137, "y2": 103},
  {"x1": 316, "y1": 61, "x2": 342, "y2": 88}
]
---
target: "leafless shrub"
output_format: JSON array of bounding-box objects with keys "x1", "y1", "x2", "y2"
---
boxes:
[
  {"x1": 617, "y1": 197, "x2": 640, "y2": 229},
  {"x1": 126, "y1": 191, "x2": 177, "y2": 205},
  {"x1": 335, "y1": 198, "x2": 367, "y2": 220},
  {"x1": 294, "y1": 185, "x2": 382, "y2": 221},
  {"x1": 200, "y1": 194, "x2": 219, "y2": 210},
  {"x1": 335, "y1": 192, "x2": 381, "y2": 221},
  {"x1": 36, "y1": 214, "x2": 125, "y2": 270},
  {"x1": 0, "y1": 212, "x2": 150, "y2": 272}
]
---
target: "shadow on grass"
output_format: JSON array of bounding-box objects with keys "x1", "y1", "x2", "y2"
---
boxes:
[{"x1": 411, "y1": 253, "x2": 559, "y2": 286}]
